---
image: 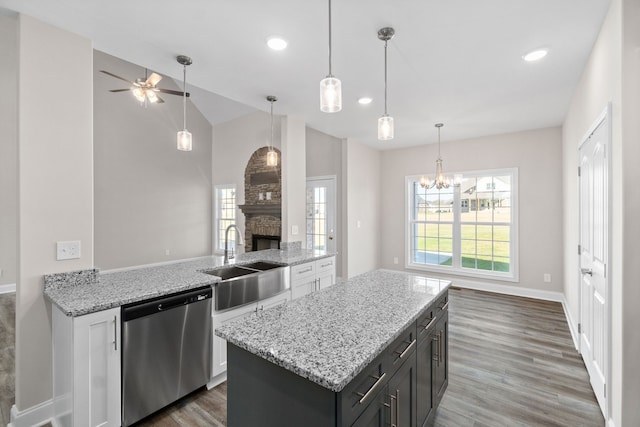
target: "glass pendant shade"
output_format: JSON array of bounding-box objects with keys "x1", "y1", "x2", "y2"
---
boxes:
[
  {"x1": 177, "y1": 130, "x2": 192, "y2": 151},
  {"x1": 378, "y1": 115, "x2": 394, "y2": 140},
  {"x1": 320, "y1": 76, "x2": 342, "y2": 113},
  {"x1": 266, "y1": 150, "x2": 278, "y2": 166},
  {"x1": 419, "y1": 175, "x2": 430, "y2": 188}
]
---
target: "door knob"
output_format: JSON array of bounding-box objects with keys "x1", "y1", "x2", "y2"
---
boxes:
[{"x1": 581, "y1": 268, "x2": 593, "y2": 276}]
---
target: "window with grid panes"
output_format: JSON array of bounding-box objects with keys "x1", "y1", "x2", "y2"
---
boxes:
[
  {"x1": 306, "y1": 186, "x2": 328, "y2": 250},
  {"x1": 215, "y1": 185, "x2": 236, "y2": 253},
  {"x1": 407, "y1": 168, "x2": 518, "y2": 281}
]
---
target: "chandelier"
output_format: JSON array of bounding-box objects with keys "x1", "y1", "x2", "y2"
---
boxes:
[{"x1": 419, "y1": 123, "x2": 459, "y2": 190}]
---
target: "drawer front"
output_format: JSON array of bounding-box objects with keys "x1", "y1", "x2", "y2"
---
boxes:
[
  {"x1": 385, "y1": 324, "x2": 417, "y2": 373},
  {"x1": 340, "y1": 352, "x2": 388, "y2": 427},
  {"x1": 291, "y1": 262, "x2": 316, "y2": 282},
  {"x1": 316, "y1": 256, "x2": 335, "y2": 273}
]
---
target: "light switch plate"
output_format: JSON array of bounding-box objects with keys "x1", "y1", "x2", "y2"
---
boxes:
[
  {"x1": 291, "y1": 225, "x2": 299, "y2": 235},
  {"x1": 57, "y1": 241, "x2": 81, "y2": 260}
]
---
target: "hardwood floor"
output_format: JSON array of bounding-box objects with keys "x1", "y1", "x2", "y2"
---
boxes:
[
  {"x1": 0, "y1": 288, "x2": 604, "y2": 426},
  {"x1": 131, "y1": 287, "x2": 605, "y2": 426},
  {"x1": 0, "y1": 292, "x2": 15, "y2": 427}
]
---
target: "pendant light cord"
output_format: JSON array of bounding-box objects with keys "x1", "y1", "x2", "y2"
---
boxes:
[
  {"x1": 182, "y1": 64, "x2": 187, "y2": 130},
  {"x1": 384, "y1": 39, "x2": 388, "y2": 115},
  {"x1": 328, "y1": 0, "x2": 333, "y2": 76},
  {"x1": 270, "y1": 100, "x2": 274, "y2": 151}
]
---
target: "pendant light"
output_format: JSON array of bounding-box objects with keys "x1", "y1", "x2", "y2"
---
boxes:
[
  {"x1": 266, "y1": 95, "x2": 278, "y2": 167},
  {"x1": 320, "y1": 0, "x2": 342, "y2": 113},
  {"x1": 377, "y1": 27, "x2": 395, "y2": 140},
  {"x1": 420, "y1": 123, "x2": 457, "y2": 190},
  {"x1": 177, "y1": 55, "x2": 193, "y2": 151}
]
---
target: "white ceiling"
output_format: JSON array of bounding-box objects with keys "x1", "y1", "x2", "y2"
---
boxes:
[{"x1": 0, "y1": 0, "x2": 610, "y2": 149}]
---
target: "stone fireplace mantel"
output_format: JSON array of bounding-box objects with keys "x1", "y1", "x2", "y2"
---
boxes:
[{"x1": 238, "y1": 203, "x2": 281, "y2": 218}]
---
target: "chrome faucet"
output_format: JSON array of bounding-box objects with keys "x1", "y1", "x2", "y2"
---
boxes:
[{"x1": 224, "y1": 224, "x2": 244, "y2": 264}]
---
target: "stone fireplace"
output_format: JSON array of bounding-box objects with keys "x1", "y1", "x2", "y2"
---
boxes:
[{"x1": 238, "y1": 146, "x2": 282, "y2": 252}]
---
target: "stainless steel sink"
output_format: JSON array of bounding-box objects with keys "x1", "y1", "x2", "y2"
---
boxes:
[{"x1": 201, "y1": 262, "x2": 290, "y2": 311}]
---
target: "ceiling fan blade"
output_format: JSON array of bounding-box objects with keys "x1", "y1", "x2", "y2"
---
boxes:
[
  {"x1": 146, "y1": 72, "x2": 162, "y2": 87},
  {"x1": 109, "y1": 89, "x2": 132, "y2": 93},
  {"x1": 100, "y1": 70, "x2": 135, "y2": 84},
  {"x1": 156, "y1": 88, "x2": 191, "y2": 97}
]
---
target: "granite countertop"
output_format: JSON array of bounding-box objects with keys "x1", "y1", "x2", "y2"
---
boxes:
[
  {"x1": 44, "y1": 248, "x2": 335, "y2": 317},
  {"x1": 215, "y1": 269, "x2": 450, "y2": 393}
]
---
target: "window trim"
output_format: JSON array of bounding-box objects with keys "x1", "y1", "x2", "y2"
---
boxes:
[
  {"x1": 213, "y1": 184, "x2": 237, "y2": 255},
  {"x1": 405, "y1": 167, "x2": 519, "y2": 282}
]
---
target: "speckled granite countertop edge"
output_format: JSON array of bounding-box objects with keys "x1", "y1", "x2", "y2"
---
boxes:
[{"x1": 44, "y1": 249, "x2": 336, "y2": 317}]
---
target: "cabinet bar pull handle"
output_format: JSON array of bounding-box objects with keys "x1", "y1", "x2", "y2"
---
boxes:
[
  {"x1": 299, "y1": 267, "x2": 313, "y2": 274},
  {"x1": 438, "y1": 331, "x2": 442, "y2": 365},
  {"x1": 356, "y1": 372, "x2": 387, "y2": 405},
  {"x1": 321, "y1": 262, "x2": 332, "y2": 268},
  {"x1": 439, "y1": 301, "x2": 449, "y2": 311},
  {"x1": 394, "y1": 339, "x2": 416, "y2": 360},
  {"x1": 421, "y1": 317, "x2": 436, "y2": 331},
  {"x1": 113, "y1": 316, "x2": 117, "y2": 351},
  {"x1": 432, "y1": 334, "x2": 439, "y2": 362},
  {"x1": 390, "y1": 392, "x2": 397, "y2": 427},
  {"x1": 396, "y1": 389, "x2": 400, "y2": 427}
]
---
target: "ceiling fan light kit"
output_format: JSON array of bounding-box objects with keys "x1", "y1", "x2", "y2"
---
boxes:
[{"x1": 177, "y1": 55, "x2": 193, "y2": 152}]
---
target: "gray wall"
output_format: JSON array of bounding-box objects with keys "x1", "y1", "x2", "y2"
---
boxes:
[
  {"x1": 0, "y1": 13, "x2": 17, "y2": 286},
  {"x1": 380, "y1": 127, "x2": 564, "y2": 293},
  {"x1": 306, "y1": 127, "x2": 343, "y2": 277},
  {"x1": 94, "y1": 51, "x2": 213, "y2": 269}
]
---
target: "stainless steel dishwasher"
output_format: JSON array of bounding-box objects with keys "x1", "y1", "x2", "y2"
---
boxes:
[{"x1": 121, "y1": 286, "x2": 212, "y2": 427}]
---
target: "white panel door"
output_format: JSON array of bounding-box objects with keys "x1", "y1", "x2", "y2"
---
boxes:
[
  {"x1": 306, "y1": 176, "x2": 336, "y2": 253},
  {"x1": 578, "y1": 111, "x2": 609, "y2": 415}
]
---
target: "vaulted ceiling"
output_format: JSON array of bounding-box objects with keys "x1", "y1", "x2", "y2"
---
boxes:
[{"x1": 0, "y1": 0, "x2": 611, "y2": 148}]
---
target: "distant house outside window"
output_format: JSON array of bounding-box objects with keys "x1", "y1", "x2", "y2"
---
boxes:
[
  {"x1": 407, "y1": 168, "x2": 518, "y2": 281},
  {"x1": 214, "y1": 185, "x2": 236, "y2": 253}
]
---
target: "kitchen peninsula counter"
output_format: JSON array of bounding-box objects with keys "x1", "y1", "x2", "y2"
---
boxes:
[{"x1": 44, "y1": 248, "x2": 335, "y2": 316}]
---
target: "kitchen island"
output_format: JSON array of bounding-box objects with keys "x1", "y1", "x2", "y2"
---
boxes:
[{"x1": 216, "y1": 269, "x2": 450, "y2": 427}]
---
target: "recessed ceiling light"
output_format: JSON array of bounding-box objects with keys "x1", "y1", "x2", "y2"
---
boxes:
[
  {"x1": 358, "y1": 97, "x2": 373, "y2": 105},
  {"x1": 267, "y1": 36, "x2": 288, "y2": 51},
  {"x1": 523, "y1": 48, "x2": 549, "y2": 62}
]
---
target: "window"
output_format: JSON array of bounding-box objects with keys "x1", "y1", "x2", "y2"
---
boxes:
[
  {"x1": 407, "y1": 168, "x2": 518, "y2": 281},
  {"x1": 214, "y1": 185, "x2": 236, "y2": 253}
]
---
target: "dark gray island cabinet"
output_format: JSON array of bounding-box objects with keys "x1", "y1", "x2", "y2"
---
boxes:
[{"x1": 216, "y1": 270, "x2": 450, "y2": 427}]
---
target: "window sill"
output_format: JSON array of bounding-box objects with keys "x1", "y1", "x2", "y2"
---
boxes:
[{"x1": 406, "y1": 261, "x2": 518, "y2": 283}]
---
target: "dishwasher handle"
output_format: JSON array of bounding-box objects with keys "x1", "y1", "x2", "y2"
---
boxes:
[{"x1": 122, "y1": 286, "x2": 212, "y2": 322}]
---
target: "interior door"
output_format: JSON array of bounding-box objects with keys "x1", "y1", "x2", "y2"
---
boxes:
[
  {"x1": 578, "y1": 111, "x2": 609, "y2": 414},
  {"x1": 306, "y1": 176, "x2": 336, "y2": 253}
]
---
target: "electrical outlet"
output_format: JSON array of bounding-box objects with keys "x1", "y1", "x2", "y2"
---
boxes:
[
  {"x1": 165, "y1": 249, "x2": 171, "y2": 256},
  {"x1": 543, "y1": 273, "x2": 551, "y2": 283},
  {"x1": 266, "y1": 192, "x2": 271, "y2": 200},
  {"x1": 259, "y1": 192, "x2": 264, "y2": 201},
  {"x1": 57, "y1": 241, "x2": 81, "y2": 260},
  {"x1": 291, "y1": 225, "x2": 299, "y2": 235},
  {"x1": 393, "y1": 257, "x2": 399, "y2": 265}
]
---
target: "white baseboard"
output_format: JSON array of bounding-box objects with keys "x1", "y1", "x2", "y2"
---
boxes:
[
  {"x1": 207, "y1": 372, "x2": 227, "y2": 390},
  {"x1": 9, "y1": 400, "x2": 53, "y2": 427},
  {"x1": 561, "y1": 296, "x2": 580, "y2": 350},
  {"x1": 450, "y1": 277, "x2": 565, "y2": 302},
  {"x1": 0, "y1": 283, "x2": 16, "y2": 294}
]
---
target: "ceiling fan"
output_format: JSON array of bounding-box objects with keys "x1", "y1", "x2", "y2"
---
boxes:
[{"x1": 100, "y1": 68, "x2": 190, "y2": 105}]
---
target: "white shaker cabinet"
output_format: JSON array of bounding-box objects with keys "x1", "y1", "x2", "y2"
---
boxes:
[
  {"x1": 290, "y1": 256, "x2": 336, "y2": 300},
  {"x1": 210, "y1": 290, "x2": 291, "y2": 383},
  {"x1": 52, "y1": 305, "x2": 121, "y2": 427}
]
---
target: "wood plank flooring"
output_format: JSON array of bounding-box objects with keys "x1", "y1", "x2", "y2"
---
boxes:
[
  {"x1": 0, "y1": 287, "x2": 604, "y2": 426},
  {"x1": 0, "y1": 292, "x2": 15, "y2": 427}
]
